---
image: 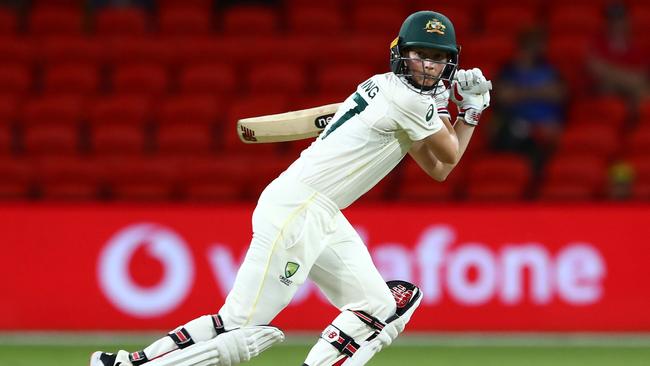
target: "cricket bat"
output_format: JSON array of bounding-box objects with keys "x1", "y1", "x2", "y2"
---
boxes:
[
  {"x1": 237, "y1": 103, "x2": 341, "y2": 144},
  {"x1": 236, "y1": 80, "x2": 492, "y2": 144}
]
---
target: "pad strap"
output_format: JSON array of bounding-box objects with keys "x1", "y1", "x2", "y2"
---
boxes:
[
  {"x1": 321, "y1": 325, "x2": 360, "y2": 357},
  {"x1": 129, "y1": 351, "x2": 149, "y2": 366},
  {"x1": 350, "y1": 310, "x2": 385, "y2": 332},
  {"x1": 168, "y1": 327, "x2": 194, "y2": 349},
  {"x1": 211, "y1": 314, "x2": 227, "y2": 335}
]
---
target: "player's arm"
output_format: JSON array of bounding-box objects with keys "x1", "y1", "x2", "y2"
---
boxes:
[
  {"x1": 409, "y1": 68, "x2": 491, "y2": 181},
  {"x1": 409, "y1": 115, "x2": 474, "y2": 181}
]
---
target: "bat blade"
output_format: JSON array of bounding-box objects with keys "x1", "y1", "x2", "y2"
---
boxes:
[{"x1": 237, "y1": 103, "x2": 341, "y2": 143}]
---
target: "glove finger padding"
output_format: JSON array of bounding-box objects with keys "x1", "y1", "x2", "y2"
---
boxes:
[{"x1": 243, "y1": 326, "x2": 285, "y2": 358}]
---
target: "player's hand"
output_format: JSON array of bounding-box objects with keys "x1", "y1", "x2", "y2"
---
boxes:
[
  {"x1": 450, "y1": 68, "x2": 492, "y2": 126},
  {"x1": 433, "y1": 81, "x2": 450, "y2": 119}
]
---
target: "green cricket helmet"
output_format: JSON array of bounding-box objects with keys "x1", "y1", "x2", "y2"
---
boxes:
[{"x1": 390, "y1": 11, "x2": 460, "y2": 95}]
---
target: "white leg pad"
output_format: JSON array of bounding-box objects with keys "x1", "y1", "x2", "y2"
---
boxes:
[
  {"x1": 342, "y1": 281, "x2": 423, "y2": 366},
  {"x1": 146, "y1": 326, "x2": 284, "y2": 366}
]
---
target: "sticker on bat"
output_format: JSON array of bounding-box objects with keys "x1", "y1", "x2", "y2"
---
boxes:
[{"x1": 314, "y1": 113, "x2": 335, "y2": 129}]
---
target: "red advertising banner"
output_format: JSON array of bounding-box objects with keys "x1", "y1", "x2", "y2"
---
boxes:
[{"x1": 1, "y1": 204, "x2": 649, "y2": 331}]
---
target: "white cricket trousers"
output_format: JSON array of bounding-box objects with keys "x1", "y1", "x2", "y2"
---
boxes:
[{"x1": 219, "y1": 176, "x2": 395, "y2": 328}]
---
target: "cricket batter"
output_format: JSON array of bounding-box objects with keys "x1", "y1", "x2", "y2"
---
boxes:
[{"x1": 91, "y1": 10, "x2": 490, "y2": 366}]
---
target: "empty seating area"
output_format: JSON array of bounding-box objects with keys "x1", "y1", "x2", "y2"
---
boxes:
[{"x1": 0, "y1": 0, "x2": 648, "y2": 202}]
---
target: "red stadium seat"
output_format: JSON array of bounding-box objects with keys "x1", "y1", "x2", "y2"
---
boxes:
[
  {"x1": 158, "y1": 6, "x2": 212, "y2": 36},
  {"x1": 0, "y1": 94, "x2": 19, "y2": 124},
  {"x1": 546, "y1": 34, "x2": 591, "y2": 96},
  {"x1": 157, "y1": 94, "x2": 221, "y2": 127},
  {"x1": 483, "y1": 0, "x2": 543, "y2": 11},
  {"x1": 629, "y1": 156, "x2": 650, "y2": 200},
  {"x1": 484, "y1": 6, "x2": 538, "y2": 38},
  {"x1": 639, "y1": 97, "x2": 650, "y2": 125},
  {"x1": 34, "y1": 156, "x2": 102, "y2": 200},
  {"x1": 630, "y1": 6, "x2": 650, "y2": 35},
  {"x1": 88, "y1": 94, "x2": 152, "y2": 127},
  {"x1": 246, "y1": 63, "x2": 306, "y2": 96},
  {"x1": 354, "y1": 0, "x2": 408, "y2": 8},
  {"x1": 548, "y1": 5, "x2": 603, "y2": 38},
  {"x1": 243, "y1": 155, "x2": 295, "y2": 199},
  {"x1": 293, "y1": 92, "x2": 343, "y2": 110},
  {"x1": 158, "y1": 0, "x2": 214, "y2": 12},
  {"x1": 221, "y1": 6, "x2": 279, "y2": 35},
  {"x1": 316, "y1": 63, "x2": 374, "y2": 99},
  {"x1": 216, "y1": 35, "x2": 300, "y2": 66},
  {"x1": 22, "y1": 124, "x2": 80, "y2": 156},
  {"x1": 112, "y1": 63, "x2": 168, "y2": 97},
  {"x1": 156, "y1": 123, "x2": 214, "y2": 156},
  {"x1": 29, "y1": 6, "x2": 83, "y2": 35},
  {"x1": 538, "y1": 156, "x2": 608, "y2": 200},
  {"x1": 90, "y1": 123, "x2": 146, "y2": 156},
  {"x1": 104, "y1": 156, "x2": 180, "y2": 201},
  {"x1": 20, "y1": 95, "x2": 85, "y2": 127},
  {"x1": 286, "y1": 7, "x2": 345, "y2": 36},
  {"x1": 171, "y1": 37, "x2": 222, "y2": 66},
  {"x1": 464, "y1": 154, "x2": 531, "y2": 201},
  {"x1": 547, "y1": 0, "x2": 608, "y2": 6},
  {"x1": 556, "y1": 124, "x2": 621, "y2": 159},
  {"x1": 0, "y1": 8, "x2": 18, "y2": 35},
  {"x1": 412, "y1": 0, "x2": 479, "y2": 12},
  {"x1": 0, "y1": 37, "x2": 36, "y2": 66},
  {"x1": 179, "y1": 156, "x2": 249, "y2": 201},
  {"x1": 94, "y1": 7, "x2": 149, "y2": 37},
  {"x1": 38, "y1": 36, "x2": 104, "y2": 66},
  {"x1": 104, "y1": 37, "x2": 174, "y2": 68},
  {"x1": 351, "y1": 6, "x2": 406, "y2": 39},
  {"x1": 31, "y1": 0, "x2": 85, "y2": 7},
  {"x1": 321, "y1": 35, "x2": 386, "y2": 71},
  {"x1": 42, "y1": 63, "x2": 100, "y2": 95},
  {"x1": 177, "y1": 62, "x2": 238, "y2": 96},
  {"x1": 395, "y1": 158, "x2": 462, "y2": 201},
  {"x1": 0, "y1": 64, "x2": 32, "y2": 97},
  {"x1": 0, "y1": 124, "x2": 12, "y2": 155},
  {"x1": 0, "y1": 157, "x2": 35, "y2": 199},
  {"x1": 461, "y1": 34, "x2": 515, "y2": 70},
  {"x1": 624, "y1": 125, "x2": 650, "y2": 157},
  {"x1": 284, "y1": 0, "x2": 345, "y2": 12},
  {"x1": 566, "y1": 96, "x2": 628, "y2": 130}
]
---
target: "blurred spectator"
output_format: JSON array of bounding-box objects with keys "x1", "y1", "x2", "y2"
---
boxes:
[
  {"x1": 586, "y1": 2, "x2": 648, "y2": 120},
  {"x1": 490, "y1": 27, "x2": 567, "y2": 172},
  {"x1": 608, "y1": 160, "x2": 634, "y2": 200}
]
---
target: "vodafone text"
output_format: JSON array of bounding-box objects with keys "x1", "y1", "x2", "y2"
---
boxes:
[{"x1": 99, "y1": 224, "x2": 605, "y2": 318}]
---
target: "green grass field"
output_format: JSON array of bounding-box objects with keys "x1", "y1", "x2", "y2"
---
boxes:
[{"x1": 1, "y1": 333, "x2": 649, "y2": 366}]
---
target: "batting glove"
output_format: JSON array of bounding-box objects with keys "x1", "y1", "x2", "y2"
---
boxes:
[{"x1": 450, "y1": 68, "x2": 492, "y2": 126}]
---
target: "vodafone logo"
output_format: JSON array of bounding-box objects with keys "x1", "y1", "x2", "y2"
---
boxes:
[
  {"x1": 98, "y1": 223, "x2": 194, "y2": 318},
  {"x1": 372, "y1": 225, "x2": 607, "y2": 306}
]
